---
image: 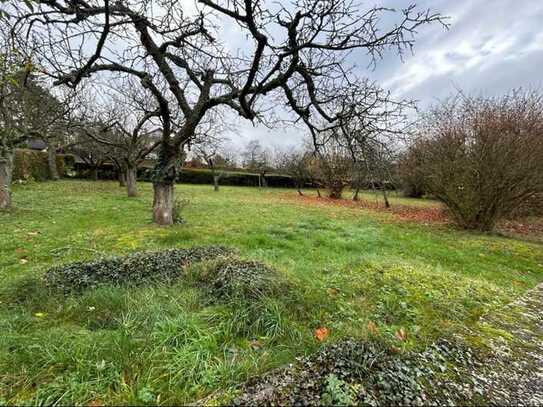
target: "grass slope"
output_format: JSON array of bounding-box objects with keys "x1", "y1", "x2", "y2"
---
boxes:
[{"x1": 1, "y1": 181, "x2": 542, "y2": 405}]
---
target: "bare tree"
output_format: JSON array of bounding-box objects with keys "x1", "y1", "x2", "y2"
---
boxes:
[
  {"x1": 242, "y1": 139, "x2": 271, "y2": 188},
  {"x1": 413, "y1": 90, "x2": 543, "y2": 231},
  {"x1": 193, "y1": 136, "x2": 230, "y2": 192},
  {"x1": 313, "y1": 135, "x2": 353, "y2": 199},
  {"x1": 398, "y1": 141, "x2": 426, "y2": 198},
  {"x1": 67, "y1": 126, "x2": 110, "y2": 181},
  {"x1": 13, "y1": 0, "x2": 444, "y2": 224},
  {"x1": 78, "y1": 80, "x2": 162, "y2": 196},
  {"x1": 0, "y1": 51, "x2": 24, "y2": 209},
  {"x1": 0, "y1": 23, "x2": 72, "y2": 208},
  {"x1": 317, "y1": 81, "x2": 413, "y2": 205},
  {"x1": 276, "y1": 146, "x2": 312, "y2": 195},
  {"x1": 34, "y1": 87, "x2": 80, "y2": 181}
]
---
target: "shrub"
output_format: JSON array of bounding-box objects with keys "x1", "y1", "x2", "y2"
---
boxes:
[
  {"x1": 139, "y1": 167, "x2": 295, "y2": 188},
  {"x1": 313, "y1": 144, "x2": 353, "y2": 199},
  {"x1": 412, "y1": 90, "x2": 543, "y2": 230},
  {"x1": 398, "y1": 145, "x2": 426, "y2": 198},
  {"x1": 12, "y1": 149, "x2": 69, "y2": 181},
  {"x1": 509, "y1": 193, "x2": 543, "y2": 218},
  {"x1": 44, "y1": 246, "x2": 234, "y2": 292},
  {"x1": 187, "y1": 257, "x2": 285, "y2": 301}
]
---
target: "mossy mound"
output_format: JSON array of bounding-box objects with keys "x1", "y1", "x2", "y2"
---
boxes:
[
  {"x1": 188, "y1": 257, "x2": 286, "y2": 301},
  {"x1": 45, "y1": 246, "x2": 234, "y2": 292}
]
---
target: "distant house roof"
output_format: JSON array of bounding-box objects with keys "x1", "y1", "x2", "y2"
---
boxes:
[{"x1": 26, "y1": 138, "x2": 47, "y2": 150}]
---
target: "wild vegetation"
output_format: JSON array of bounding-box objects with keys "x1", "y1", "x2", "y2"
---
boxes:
[
  {"x1": 404, "y1": 91, "x2": 543, "y2": 231},
  {"x1": 1, "y1": 180, "x2": 541, "y2": 405},
  {"x1": 1, "y1": 0, "x2": 542, "y2": 405}
]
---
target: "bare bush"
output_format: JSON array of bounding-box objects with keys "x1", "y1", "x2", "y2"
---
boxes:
[
  {"x1": 413, "y1": 90, "x2": 543, "y2": 231},
  {"x1": 276, "y1": 147, "x2": 312, "y2": 195},
  {"x1": 398, "y1": 143, "x2": 426, "y2": 198},
  {"x1": 314, "y1": 138, "x2": 353, "y2": 199}
]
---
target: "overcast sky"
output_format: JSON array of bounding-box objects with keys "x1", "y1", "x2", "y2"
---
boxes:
[{"x1": 229, "y1": 0, "x2": 543, "y2": 150}]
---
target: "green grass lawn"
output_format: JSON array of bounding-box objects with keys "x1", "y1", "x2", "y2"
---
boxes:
[{"x1": 1, "y1": 180, "x2": 542, "y2": 405}]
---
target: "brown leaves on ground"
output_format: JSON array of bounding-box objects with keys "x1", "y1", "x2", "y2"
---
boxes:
[
  {"x1": 497, "y1": 217, "x2": 543, "y2": 242},
  {"x1": 282, "y1": 193, "x2": 543, "y2": 241},
  {"x1": 282, "y1": 193, "x2": 449, "y2": 224}
]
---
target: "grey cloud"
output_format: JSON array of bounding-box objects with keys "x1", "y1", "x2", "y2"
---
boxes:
[{"x1": 224, "y1": 1, "x2": 543, "y2": 149}]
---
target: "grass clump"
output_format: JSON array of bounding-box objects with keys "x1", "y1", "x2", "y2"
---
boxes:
[
  {"x1": 45, "y1": 246, "x2": 234, "y2": 292},
  {"x1": 188, "y1": 257, "x2": 287, "y2": 301}
]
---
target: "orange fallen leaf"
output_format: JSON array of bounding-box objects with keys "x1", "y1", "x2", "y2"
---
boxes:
[{"x1": 314, "y1": 327, "x2": 329, "y2": 342}]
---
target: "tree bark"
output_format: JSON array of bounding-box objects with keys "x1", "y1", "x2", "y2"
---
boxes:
[
  {"x1": 353, "y1": 187, "x2": 360, "y2": 201},
  {"x1": 382, "y1": 188, "x2": 390, "y2": 208},
  {"x1": 119, "y1": 171, "x2": 126, "y2": 187},
  {"x1": 261, "y1": 173, "x2": 267, "y2": 188},
  {"x1": 126, "y1": 166, "x2": 138, "y2": 197},
  {"x1": 0, "y1": 151, "x2": 14, "y2": 210},
  {"x1": 153, "y1": 181, "x2": 174, "y2": 225},
  {"x1": 213, "y1": 175, "x2": 220, "y2": 192},
  {"x1": 47, "y1": 143, "x2": 60, "y2": 181},
  {"x1": 152, "y1": 143, "x2": 179, "y2": 225},
  {"x1": 90, "y1": 167, "x2": 99, "y2": 181}
]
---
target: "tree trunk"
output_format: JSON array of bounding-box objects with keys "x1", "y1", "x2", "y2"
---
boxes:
[
  {"x1": 317, "y1": 188, "x2": 321, "y2": 198},
  {"x1": 261, "y1": 173, "x2": 267, "y2": 188},
  {"x1": 47, "y1": 143, "x2": 60, "y2": 181},
  {"x1": 297, "y1": 184, "x2": 303, "y2": 196},
  {"x1": 126, "y1": 166, "x2": 138, "y2": 197},
  {"x1": 0, "y1": 151, "x2": 14, "y2": 210},
  {"x1": 90, "y1": 167, "x2": 98, "y2": 181},
  {"x1": 327, "y1": 181, "x2": 343, "y2": 199},
  {"x1": 119, "y1": 171, "x2": 126, "y2": 187},
  {"x1": 153, "y1": 182, "x2": 174, "y2": 225},
  {"x1": 151, "y1": 143, "x2": 179, "y2": 225},
  {"x1": 353, "y1": 187, "x2": 360, "y2": 201},
  {"x1": 213, "y1": 175, "x2": 220, "y2": 192},
  {"x1": 382, "y1": 188, "x2": 390, "y2": 208}
]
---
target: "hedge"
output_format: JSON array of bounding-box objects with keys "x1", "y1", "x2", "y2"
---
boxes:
[
  {"x1": 12, "y1": 149, "x2": 73, "y2": 181},
  {"x1": 140, "y1": 167, "x2": 295, "y2": 188},
  {"x1": 72, "y1": 163, "x2": 296, "y2": 188}
]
